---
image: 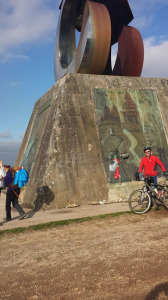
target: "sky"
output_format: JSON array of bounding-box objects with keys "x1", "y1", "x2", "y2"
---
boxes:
[{"x1": 0, "y1": 0, "x2": 168, "y2": 166}]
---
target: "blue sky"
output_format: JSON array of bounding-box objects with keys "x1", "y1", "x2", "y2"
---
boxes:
[{"x1": 0, "y1": 0, "x2": 168, "y2": 166}]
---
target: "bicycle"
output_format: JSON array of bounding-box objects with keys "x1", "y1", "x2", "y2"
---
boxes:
[{"x1": 128, "y1": 175, "x2": 168, "y2": 214}]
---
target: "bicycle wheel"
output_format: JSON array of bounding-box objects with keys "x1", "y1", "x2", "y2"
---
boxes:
[
  {"x1": 163, "y1": 189, "x2": 168, "y2": 209},
  {"x1": 128, "y1": 189, "x2": 151, "y2": 214}
]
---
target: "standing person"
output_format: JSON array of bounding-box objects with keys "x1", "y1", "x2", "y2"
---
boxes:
[
  {"x1": 139, "y1": 146, "x2": 166, "y2": 189},
  {"x1": 0, "y1": 161, "x2": 6, "y2": 198},
  {"x1": 0, "y1": 161, "x2": 6, "y2": 226},
  {"x1": 4, "y1": 165, "x2": 11, "y2": 172},
  {"x1": 3, "y1": 167, "x2": 27, "y2": 221}
]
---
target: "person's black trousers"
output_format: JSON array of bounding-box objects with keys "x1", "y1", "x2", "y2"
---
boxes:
[{"x1": 6, "y1": 188, "x2": 25, "y2": 219}]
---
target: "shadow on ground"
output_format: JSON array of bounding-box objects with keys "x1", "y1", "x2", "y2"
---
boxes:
[{"x1": 145, "y1": 282, "x2": 168, "y2": 299}]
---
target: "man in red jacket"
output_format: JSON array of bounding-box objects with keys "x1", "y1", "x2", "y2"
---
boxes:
[
  {"x1": 139, "y1": 146, "x2": 166, "y2": 187},
  {"x1": 139, "y1": 146, "x2": 167, "y2": 210}
]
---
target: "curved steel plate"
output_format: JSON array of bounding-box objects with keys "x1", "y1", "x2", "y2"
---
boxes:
[
  {"x1": 113, "y1": 26, "x2": 144, "y2": 76},
  {"x1": 54, "y1": 0, "x2": 111, "y2": 81}
]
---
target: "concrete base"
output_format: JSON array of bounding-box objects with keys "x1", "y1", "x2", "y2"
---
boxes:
[{"x1": 15, "y1": 74, "x2": 168, "y2": 209}]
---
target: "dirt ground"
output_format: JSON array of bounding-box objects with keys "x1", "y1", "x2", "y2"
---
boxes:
[{"x1": 0, "y1": 209, "x2": 168, "y2": 300}]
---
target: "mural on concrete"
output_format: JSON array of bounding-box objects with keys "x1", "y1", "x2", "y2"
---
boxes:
[
  {"x1": 21, "y1": 97, "x2": 52, "y2": 174},
  {"x1": 93, "y1": 89, "x2": 168, "y2": 183}
]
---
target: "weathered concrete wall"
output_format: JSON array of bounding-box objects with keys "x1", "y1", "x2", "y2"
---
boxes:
[{"x1": 15, "y1": 74, "x2": 168, "y2": 209}]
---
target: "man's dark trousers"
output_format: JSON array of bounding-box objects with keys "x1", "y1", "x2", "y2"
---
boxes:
[{"x1": 6, "y1": 188, "x2": 25, "y2": 219}]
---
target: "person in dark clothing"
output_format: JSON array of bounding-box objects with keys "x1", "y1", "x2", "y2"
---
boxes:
[{"x1": 3, "y1": 167, "x2": 27, "y2": 221}]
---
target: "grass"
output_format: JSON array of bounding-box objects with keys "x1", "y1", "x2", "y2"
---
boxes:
[{"x1": 0, "y1": 210, "x2": 132, "y2": 238}]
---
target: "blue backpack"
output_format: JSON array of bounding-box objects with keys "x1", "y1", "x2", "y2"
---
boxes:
[{"x1": 14, "y1": 168, "x2": 29, "y2": 188}]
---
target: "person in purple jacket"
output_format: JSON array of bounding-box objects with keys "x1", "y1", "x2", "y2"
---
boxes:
[{"x1": 3, "y1": 167, "x2": 27, "y2": 222}]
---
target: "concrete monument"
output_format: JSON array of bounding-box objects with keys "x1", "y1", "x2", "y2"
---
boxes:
[
  {"x1": 15, "y1": 75, "x2": 168, "y2": 209},
  {"x1": 15, "y1": 1, "x2": 168, "y2": 209}
]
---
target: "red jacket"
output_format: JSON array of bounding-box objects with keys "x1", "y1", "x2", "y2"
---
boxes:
[{"x1": 139, "y1": 155, "x2": 166, "y2": 176}]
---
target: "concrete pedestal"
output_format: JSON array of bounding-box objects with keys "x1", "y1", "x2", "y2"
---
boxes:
[{"x1": 15, "y1": 74, "x2": 168, "y2": 209}]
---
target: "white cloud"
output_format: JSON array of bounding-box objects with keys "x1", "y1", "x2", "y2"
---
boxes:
[
  {"x1": 0, "y1": 0, "x2": 59, "y2": 63},
  {"x1": 111, "y1": 36, "x2": 168, "y2": 78},
  {"x1": 0, "y1": 130, "x2": 12, "y2": 138},
  {"x1": 130, "y1": 0, "x2": 168, "y2": 14},
  {"x1": 10, "y1": 81, "x2": 23, "y2": 87},
  {"x1": 129, "y1": 0, "x2": 168, "y2": 32},
  {"x1": 131, "y1": 15, "x2": 154, "y2": 31},
  {"x1": 142, "y1": 37, "x2": 168, "y2": 78}
]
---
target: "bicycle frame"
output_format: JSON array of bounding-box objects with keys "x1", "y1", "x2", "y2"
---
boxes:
[
  {"x1": 143, "y1": 176, "x2": 168, "y2": 199},
  {"x1": 128, "y1": 175, "x2": 168, "y2": 214}
]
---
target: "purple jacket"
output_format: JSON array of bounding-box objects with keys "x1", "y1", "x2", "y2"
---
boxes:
[{"x1": 4, "y1": 171, "x2": 18, "y2": 191}]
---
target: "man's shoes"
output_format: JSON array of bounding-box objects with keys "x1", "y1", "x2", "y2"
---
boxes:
[
  {"x1": 155, "y1": 204, "x2": 159, "y2": 210},
  {"x1": 19, "y1": 213, "x2": 27, "y2": 220},
  {"x1": 150, "y1": 200, "x2": 154, "y2": 207}
]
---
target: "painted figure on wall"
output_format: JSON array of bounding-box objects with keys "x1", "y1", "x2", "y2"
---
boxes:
[{"x1": 94, "y1": 89, "x2": 168, "y2": 183}]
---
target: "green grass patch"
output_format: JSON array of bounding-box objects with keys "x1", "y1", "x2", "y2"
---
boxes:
[{"x1": 0, "y1": 210, "x2": 132, "y2": 238}]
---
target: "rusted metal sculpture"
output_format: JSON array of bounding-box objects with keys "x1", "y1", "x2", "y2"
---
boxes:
[{"x1": 54, "y1": 0, "x2": 144, "y2": 81}]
